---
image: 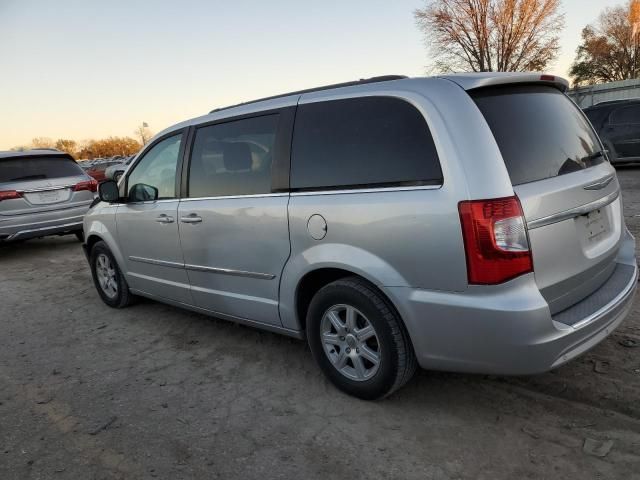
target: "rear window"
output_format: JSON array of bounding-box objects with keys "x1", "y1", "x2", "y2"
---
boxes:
[
  {"x1": 583, "y1": 107, "x2": 609, "y2": 130},
  {"x1": 471, "y1": 86, "x2": 605, "y2": 186},
  {"x1": 291, "y1": 96, "x2": 442, "y2": 190},
  {"x1": 0, "y1": 156, "x2": 84, "y2": 183}
]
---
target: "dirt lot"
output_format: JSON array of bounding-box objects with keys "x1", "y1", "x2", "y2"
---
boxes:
[{"x1": 1, "y1": 169, "x2": 640, "y2": 480}]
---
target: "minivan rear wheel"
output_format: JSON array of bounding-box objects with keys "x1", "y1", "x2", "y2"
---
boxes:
[
  {"x1": 90, "y1": 241, "x2": 134, "y2": 308},
  {"x1": 307, "y1": 276, "x2": 416, "y2": 400}
]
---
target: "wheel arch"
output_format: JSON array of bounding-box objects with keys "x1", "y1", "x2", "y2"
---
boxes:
[
  {"x1": 291, "y1": 267, "x2": 409, "y2": 339},
  {"x1": 84, "y1": 225, "x2": 126, "y2": 274}
]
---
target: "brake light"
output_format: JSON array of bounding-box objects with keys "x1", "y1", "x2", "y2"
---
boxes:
[
  {"x1": 0, "y1": 190, "x2": 22, "y2": 201},
  {"x1": 74, "y1": 179, "x2": 98, "y2": 193},
  {"x1": 540, "y1": 74, "x2": 556, "y2": 82},
  {"x1": 458, "y1": 196, "x2": 533, "y2": 285}
]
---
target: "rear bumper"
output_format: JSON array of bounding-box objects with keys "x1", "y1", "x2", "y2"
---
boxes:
[
  {"x1": 385, "y1": 235, "x2": 637, "y2": 375},
  {"x1": 0, "y1": 204, "x2": 89, "y2": 241}
]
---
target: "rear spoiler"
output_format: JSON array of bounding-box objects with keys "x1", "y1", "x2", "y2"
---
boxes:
[
  {"x1": 439, "y1": 73, "x2": 569, "y2": 93},
  {"x1": 0, "y1": 152, "x2": 76, "y2": 162}
]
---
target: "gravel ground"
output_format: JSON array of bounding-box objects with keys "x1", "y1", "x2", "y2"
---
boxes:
[{"x1": 1, "y1": 168, "x2": 640, "y2": 480}]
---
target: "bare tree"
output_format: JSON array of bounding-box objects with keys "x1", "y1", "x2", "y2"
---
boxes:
[
  {"x1": 10, "y1": 145, "x2": 31, "y2": 152},
  {"x1": 415, "y1": 0, "x2": 565, "y2": 73},
  {"x1": 570, "y1": 1, "x2": 640, "y2": 86},
  {"x1": 30, "y1": 137, "x2": 55, "y2": 149},
  {"x1": 134, "y1": 122, "x2": 152, "y2": 146},
  {"x1": 54, "y1": 139, "x2": 78, "y2": 158}
]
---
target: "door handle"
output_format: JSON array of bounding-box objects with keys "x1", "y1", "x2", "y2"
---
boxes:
[
  {"x1": 180, "y1": 214, "x2": 202, "y2": 224},
  {"x1": 155, "y1": 214, "x2": 174, "y2": 224}
]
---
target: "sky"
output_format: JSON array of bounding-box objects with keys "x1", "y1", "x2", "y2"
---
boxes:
[{"x1": 0, "y1": 0, "x2": 625, "y2": 150}]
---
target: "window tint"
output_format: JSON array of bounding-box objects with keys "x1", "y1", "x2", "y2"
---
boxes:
[
  {"x1": 583, "y1": 108, "x2": 609, "y2": 130},
  {"x1": 472, "y1": 86, "x2": 605, "y2": 186},
  {"x1": 610, "y1": 105, "x2": 640, "y2": 125},
  {"x1": 290, "y1": 97, "x2": 442, "y2": 190},
  {"x1": 0, "y1": 156, "x2": 84, "y2": 183},
  {"x1": 188, "y1": 115, "x2": 278, "y2": 198},
  {"x1": 127, "y1": 134, "x2": 182, "y2": 200}
]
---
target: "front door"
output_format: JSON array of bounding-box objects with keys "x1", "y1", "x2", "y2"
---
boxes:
[
  {"x1": 178, "y1": 114, "x2": 290, "y2": 326},
  {"x1": 117, "y1": 132, "x2": 192, "y2": 304}
]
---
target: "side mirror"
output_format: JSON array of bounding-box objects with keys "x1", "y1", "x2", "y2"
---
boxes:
[
  {"x1": 98, "y1": 180, "x2": 120, "y2": 203},
  {"x1": 129, "y1": 183, "x2": 159, "y2": 202}
]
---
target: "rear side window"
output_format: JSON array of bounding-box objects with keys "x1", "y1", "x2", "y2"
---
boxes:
[
  {"x1": 471, "y1": 86, "x2": 605, "y2": 186},
  {"x1": 0, "y1": 156, "x2": 84, "y2": 183},
  {"x1": 610, "y1": 105, "x2": 640, "y2": 125},
  {"x1": 188, "y1": 115, "x2": 279, "y2": 198},
  {"x1": 291, "y1": 97, "x2": 442, "y2": 190}
]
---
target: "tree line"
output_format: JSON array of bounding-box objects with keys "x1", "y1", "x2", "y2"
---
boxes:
[
  {"x1": 11, "y1": 136, "x2": 141, "y2": 160},
  {"x1": 10, "y1": 123, "x2": 153, "y2": 161},
  {"x1": 415, "y1": 0, "x2": 640, "y2": 86}
]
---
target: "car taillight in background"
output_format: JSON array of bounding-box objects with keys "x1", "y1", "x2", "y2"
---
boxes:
[
  {"x1": 458, "y1": 196, "x2": 533, "y2": 285},
  {"x1": 73, "y1": 179, "x2": 98, "y2": 193},
  {"x1": 0, "y1": 190, "x2": 22, "y2": 202}
]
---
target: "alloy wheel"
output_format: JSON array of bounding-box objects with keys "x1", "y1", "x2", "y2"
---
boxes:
[
  {"x1": 96, "y1": 253, "x2": 118, "y2": 299},
  {"x1": 320, "y1": 304, "x2": 381, "y2": 381}
]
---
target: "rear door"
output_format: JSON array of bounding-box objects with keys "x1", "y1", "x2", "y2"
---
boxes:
[
  {"x1": 178, "y1": 110, "x2": 293, "y2": 326},
  {"x1": 471, "y1": 85, "x2": 623, "y2": 314},
  {"x1": 0, "y1": 154, "x2": 94, "y2": 215},
  {"x1": 606, "y1": 104, "x2": 640, "y2": 162}
]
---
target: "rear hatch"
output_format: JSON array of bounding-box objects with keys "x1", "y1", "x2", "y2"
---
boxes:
[
  {"x1": 0, "y1": 155, "x2": 95, "y2": 216},
  {"x1": 471, "y1": 84, "x2": 623, "y2": 315}
]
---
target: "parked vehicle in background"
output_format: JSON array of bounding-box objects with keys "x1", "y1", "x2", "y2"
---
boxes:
[
  {"x1": 83, "y1": 74, "x2": 637, "y2": 399},
  {"x1": 82, "y1": 159, "x2": 125, "y2": 182},
  {"x1": 583, "y1": 99, "x2": 640, "y2": 165},
  {"x1": 0, "y1": 149, "x2": 97, "y2": 242},
  {"x1": 104, "y1": 155, "x2": 135, "y2": 182}
]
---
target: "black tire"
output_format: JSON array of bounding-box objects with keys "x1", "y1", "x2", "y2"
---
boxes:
[
  {"x1": 306, "y1": 276, "x2": 417, "y2": 400},
  {"x1": 75, "y1": 230, "x2": 84, "y2": 242},
  {"x1": 89, "y1": 241, "x2": 134, "y2": 308}
]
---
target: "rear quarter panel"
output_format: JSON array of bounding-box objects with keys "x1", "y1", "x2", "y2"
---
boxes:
[{"x1": 280, "y1": 78, "x2": 512, "y2": 331}]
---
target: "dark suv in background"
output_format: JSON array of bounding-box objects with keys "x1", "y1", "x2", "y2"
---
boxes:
[{"x1": 584, "y1": 99, "x2": 640, "y2": 165}]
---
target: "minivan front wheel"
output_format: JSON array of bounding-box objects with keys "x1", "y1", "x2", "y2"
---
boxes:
[
  {"x1": 90, "y1": 241, "x2": 134, "y2": 308},
  {"x1": 307, "y1": 277, "x2": 416, "y2": 400}
]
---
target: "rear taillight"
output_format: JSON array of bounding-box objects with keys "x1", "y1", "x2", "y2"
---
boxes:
[
  {"x1": 458, "y1": 196, "x2": 533, "y2": 285},
  {"x1": 0, "y1": 190, "x2": 22, "y2": 201},
  {"x1": 74, "y1": 179, "x2": 98, "y2": 193}
]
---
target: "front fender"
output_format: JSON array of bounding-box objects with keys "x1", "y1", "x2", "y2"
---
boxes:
[
  {"x1": 279, "y1": 243, "x2": 409, "y2": 331},
  {"x1": 84, "y1": 205, "x2": 126, "y2": 271}
]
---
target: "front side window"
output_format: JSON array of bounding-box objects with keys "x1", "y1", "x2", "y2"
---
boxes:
[
  {"x1": 188, "y1": 115, "x2": 279, "y2": 198},
  {"x1": 610, "y1": 105, "x2": 640, "y2": 125},
  {"x1": 290, "y1": 96, "x2": 442, "y2": 190},
  {"x1": 127, "y1": 134, "x2": 182, "y2": 200}
]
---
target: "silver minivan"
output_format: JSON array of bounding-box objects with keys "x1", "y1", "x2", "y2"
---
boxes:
[
  {"x1": 84, "y1": 73, "x2": 638, "y2": 399},
  {"x1": 1, "y1": 150, "x2": 97, "y2": 242}
]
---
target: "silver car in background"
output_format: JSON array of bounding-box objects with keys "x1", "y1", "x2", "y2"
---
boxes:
[
  {"x1": 104, "y1": 155, "x2": 136, "y2": 182},
  {"x1": 83, "y1": 73, "x2": 638, "y2": 399},
  {"x1": 0, "y1": 150, "x2": 97, "y2": 242}
]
